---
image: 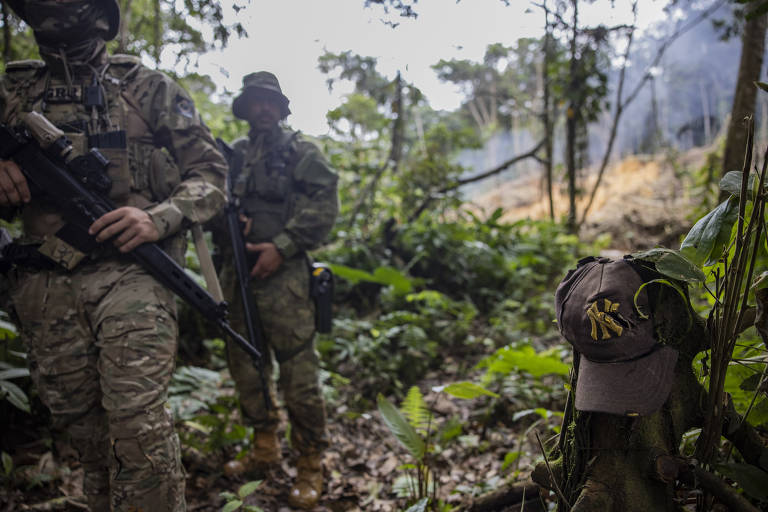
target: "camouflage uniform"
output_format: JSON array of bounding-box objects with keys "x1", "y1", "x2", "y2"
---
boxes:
[
  {"x1": 0, "y1": 5, "x2": 227, "y2": 511},
  {"x1": 216, "y1": 123, "x2": 338, "y2": 454}
]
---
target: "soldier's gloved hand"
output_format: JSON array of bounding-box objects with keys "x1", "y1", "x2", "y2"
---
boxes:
[
  {"x1": 0, "y1": 160, "x2": 31, "y2": 206},
  {"x1": 246, "y1": 242, "x2": 283, "y2": 279},
  {"x1": 89, "y1": 206, "x2": 160, "y2": 253}
]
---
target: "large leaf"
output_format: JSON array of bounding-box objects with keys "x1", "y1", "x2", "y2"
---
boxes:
[
  {"x1": 404, "y1": 498, "x2": 429, "y2": 512},
  {"x1": 719, "y1": 171, "x2": 756, "y2": 198},
  {"x1": 238, "y1": 480, "x2": 262, "y2": 499},
  {"x1": 221, "y1": 500, "x2": 243, "y2": 512},
  {"x1": 439, "y1": 381, "x2": 499, "y2": 399},
  {"x1": 679, "y1": 198, "x2": 738, "y2": 267},
  {"x1": 0, "y1": 368, "x2": 29, "y2": 380},
  {"x1": 632, "y1": 248, "x2": 706, "y2": 283},
  {"x1": 377, "y1": 393, "x2": 425, "y2": 460},
  {"x1": 715, "y1": 463, "x2": 768, "y2": 501},
  {"x1": 329, "y1": 264, "x2": 413, "y2": 295},
  {"x1": 0, "y1": 379, "x2": 30, "y2": 413}
]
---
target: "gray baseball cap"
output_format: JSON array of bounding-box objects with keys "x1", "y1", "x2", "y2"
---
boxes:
[{"x1": 555, "y1": 257, "x2": 678, "y2": 416}]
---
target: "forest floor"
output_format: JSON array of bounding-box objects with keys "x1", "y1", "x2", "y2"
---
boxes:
[{"x1": 1, "y1": 146, "x2": 711, "y2": 512}]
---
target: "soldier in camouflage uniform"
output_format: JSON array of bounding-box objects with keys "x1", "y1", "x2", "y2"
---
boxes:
[
  {"x1": 0, "y1": 1, "x2": 227, "y2": 511},
  {"x1": 213, "y1": 72, "x2": 338, "y2": 509}
]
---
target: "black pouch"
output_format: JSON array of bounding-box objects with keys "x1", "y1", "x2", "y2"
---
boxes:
[{"x1": 310, "y1": 262, "x2": 334, "y2": 333}]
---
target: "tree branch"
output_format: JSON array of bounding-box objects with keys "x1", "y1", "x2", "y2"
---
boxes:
[{"x1": 406, "y1": 138, "x2": 544, "y2": 223}]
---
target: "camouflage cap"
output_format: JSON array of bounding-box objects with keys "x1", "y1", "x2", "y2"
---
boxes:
[
  {"x1": 555, "y1": 257, "x2": 678, "y2": 416},
  {"x1": 233, "y1": 71, "x2": 291, "y2": 120},
  {"x1": 7, "y1": 0, "x2": 120, "y2": 42}
]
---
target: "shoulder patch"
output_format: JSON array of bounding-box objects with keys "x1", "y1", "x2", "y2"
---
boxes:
[{"x1": 109, "y1": 54, "x2": 142, "y2": 66}]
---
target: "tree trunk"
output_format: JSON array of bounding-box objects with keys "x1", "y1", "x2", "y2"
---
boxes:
[
  {"x1": 153, "y1": 0, "x2": 161, "y2": 66},
  {"x1": 117, "y1": 0, "x2": 133, "y2": 54},
  {"x1": 543, "y1": 0, "x2": 555, "y2": 221},
  {"x1": 720, "y1": 9, "x2": 767, "y2": 192},
  {"x1": 565, "y1": 0, "x2": 579, "y2": 233}
]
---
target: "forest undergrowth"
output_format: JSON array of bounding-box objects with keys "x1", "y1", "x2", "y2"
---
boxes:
[{"x1": 0, "y1": 147, "x2": 722, "y2": 512}]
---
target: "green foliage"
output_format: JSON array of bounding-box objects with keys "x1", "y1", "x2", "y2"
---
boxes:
[
  {"x1": 112, "y1": 0, "x2": 248, "y2": 69},
  {"x1": 680, "y1": 197, "x2": 739, "y2": 267},
  {"x1": 170, "y1": 365, "x2": 250, "y2": 456},
  {"x1": 177, "y1": 73, "x2": 248, "y2": 142},
  {"x1": 378, "y1": 384, "x2": 490, "y2": 510},
  {"x1": 477, "y1": 340, "x2": 571, "y2": 416},
  {"x1": 219, "y1": 480, "x2": 264, "y2": 512},
  {"x1": 0, "y1": 314, "x2": 29, "y2": 414},
  {"x1": 478, "y1": 345, "x2": 569, "y2": 379},
  {"x1": 401, "y1": 386, "x2": 430, "y2": 436},
  {"x1": 378, "y1": 392, "x2": 426, "y2": 460}
]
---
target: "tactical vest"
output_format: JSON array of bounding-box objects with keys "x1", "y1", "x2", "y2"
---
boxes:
[
  {"x1": 232, "y1": 129, "x2": 299, "y2": 245},
  {"x1": 3, "y1": 55, "x2": 183, "y2": 259}
]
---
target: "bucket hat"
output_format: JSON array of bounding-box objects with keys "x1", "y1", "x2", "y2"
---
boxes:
[
  {"x1": 233, "y1": 71, "x2": 291, "y2": 120},
  {"x1": 555, "y1": 257, "x2": 678, "y2": 416}
]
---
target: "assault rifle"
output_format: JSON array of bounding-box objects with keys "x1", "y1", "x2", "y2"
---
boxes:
[
  {"x1": 0, "y1": 112, "x2": 265, "y2": 375},
  {"x1": 216, "y1": 138, "x2": 272, "y2": 409}
]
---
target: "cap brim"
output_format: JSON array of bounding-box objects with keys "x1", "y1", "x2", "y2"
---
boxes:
[
  {"x1": 232, "y1": 88, "x2": 290, "y2": 120},
  {"x1": 575, "y1": 345, "x2": 678, "y2": 416}
]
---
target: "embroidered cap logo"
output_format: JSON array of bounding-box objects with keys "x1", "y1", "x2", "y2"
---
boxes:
[{"x1": 586, "y1": 299, "x2": 624, "y2": 340}]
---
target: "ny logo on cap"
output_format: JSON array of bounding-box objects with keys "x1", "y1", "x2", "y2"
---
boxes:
[{"x1": 586, "y1": 299, "x2": 624, "y2": 340}]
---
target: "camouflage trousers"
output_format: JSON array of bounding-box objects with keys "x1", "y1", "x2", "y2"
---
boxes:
[
  {"x1": 9, "y1": 259, "x2": 185, "y2": 512},
  {"x1": 222, "y1": 255, "x2": 328, "y2": 454}
]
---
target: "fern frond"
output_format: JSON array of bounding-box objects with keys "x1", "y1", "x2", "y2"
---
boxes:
[{"x1": 401, "y1": 385, "x2": 430, "y2": 435}]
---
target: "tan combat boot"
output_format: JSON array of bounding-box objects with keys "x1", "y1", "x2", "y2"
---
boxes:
[
  {"x1": 223, "y1": 429, "x2": 281, "y2": 477},
  {"x1": 287, "y1": 452, "x2": 323, "y2": 509}
]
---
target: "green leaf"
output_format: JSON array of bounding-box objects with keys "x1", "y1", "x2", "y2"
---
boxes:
[
  {"x1": 679, "y1": 198, "x2": 738, "y2": 267},
  {"x1": 2, "y1": 451, "x2": 12, "y2": 476},
  {"x1": 377, "y1": 393, "x2": 425, "y2": 460},
  {"x1": 0, "y1": 368, "x2": 29, "y2": 380},
  {"x1": 756, "y1": 81, "x2": 768, "y2": 93},
  {"x1": 329, "y1": 264, "x2": 413, "y2": 295},
  {"x1": 238, "y1": 480, "x2": 262, "y2": 499},
  {"x1": 715, "y1": 463, "x2": 768, "y2": 501},
  {"x1": 222, "y1": 500, "x2": 243, "y2": 512},
  {"x1": 719, "y1": 171, "x2": 755, "y2": 197},
  {"x1": 0, "y1": 380, "x2": 30, "y2": 413},
  {"x1": 372, "y1": 266, "x2": 413, "y2": 295},
  {"x1": 632, "y1": 248, "x2": 706, "y2": 283},
  {"x1": 501, "y1": 451, "x2": 521, "y2": 471},
  {"x1": 440, "y1": 381, "x2": 499, "y2": 399},
  {"x1": 404, "y1": 498, "x2": 429, "y2": 512}
]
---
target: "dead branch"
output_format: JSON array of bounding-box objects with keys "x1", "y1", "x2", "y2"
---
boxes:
[
  {"x1": 693, "y1": 466, "x2": 761, "y2": 512},
  {"x1": 466, "y1": 481, "x2": 545, "y2": 512},
  {"x1": 407, "y1": 139, "x2": 545, "y2": 222}
]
